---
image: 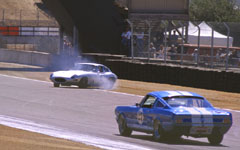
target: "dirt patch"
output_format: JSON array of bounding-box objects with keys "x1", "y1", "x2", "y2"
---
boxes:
[{"x1": 0, "y1": 125, "x2": 102, "y2": 150}]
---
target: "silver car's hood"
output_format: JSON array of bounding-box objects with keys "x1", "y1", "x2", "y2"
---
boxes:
[{"x1": 52, "y1": 70, "x2": 96, "y2": 78}]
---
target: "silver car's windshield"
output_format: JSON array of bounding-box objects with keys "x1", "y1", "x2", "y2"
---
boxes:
[
  {"x1": 73, "y1": 64, "x2": 99, "y2": 72},
  {"x1": 165, "y1": 97, "x2": 212, "y2": 108}
]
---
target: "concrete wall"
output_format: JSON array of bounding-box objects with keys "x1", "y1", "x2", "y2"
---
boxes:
[
  {"x1": 0, "y1": 36, "x2": 59, "y2": 54},
  {"x1": 82, "y1": 53, "x2": 240, "y2": 93},
  {"x1": 0, "y1": 50, "x2": 239, "y2": 93},
  {"x1": 0, "y1": 48, "x2": 51, "y2": 67}
]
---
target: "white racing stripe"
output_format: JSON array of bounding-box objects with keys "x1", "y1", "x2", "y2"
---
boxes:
[
  {"x1": 177, "y1": 91, "x2": 193, "y2": 96},
  {"x1": 183, "y1": 107, "x2": 213, "y2": 124},
  {"x1": 195, "y1": 108, "x2": 213, "y2": 124},
  {"x1": 0, "y1": 115, "x2": 152, "y2": 150},
  {"x1": 165, "y1": 91, "x2": 181, "y2": 96},
  {"x1": 183, "y1": 108, "x2": 201, "y2": 123}
]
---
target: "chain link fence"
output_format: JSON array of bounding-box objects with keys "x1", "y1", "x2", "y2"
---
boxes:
[
  {"x1": 124, "y1": 20, "x2": 240, "y2": 71},
  {"x1": 0, "y1": 9, "x2": 58, "y2": 26},
  {"x1": 0, "y1": 9, "x2": 59, "y2": 54}
]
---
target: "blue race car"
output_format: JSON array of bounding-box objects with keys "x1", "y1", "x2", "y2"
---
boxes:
[{"x1": 115, "y1": 91, "x2": 232, "y2": 145}]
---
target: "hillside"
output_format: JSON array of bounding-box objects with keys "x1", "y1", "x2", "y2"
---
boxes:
[
  {"x1": 0, "y1": 0, "x2": 56, "y2": 25},
  {"x1": 0, "y1": 0, "x2": 41, "y2": 11}
]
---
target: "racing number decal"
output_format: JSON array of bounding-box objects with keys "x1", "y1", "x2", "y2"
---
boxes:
[{"x1": 137, "y1": 108, "x2": 144, "y2": 125}]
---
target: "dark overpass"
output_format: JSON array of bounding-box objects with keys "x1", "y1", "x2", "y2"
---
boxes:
[
  {"x1": 42, "y1": 0, "x2": 189, "y2": 54},
  {"x1": 42, "y1": 0, "x2": 126, "y2": 54}
]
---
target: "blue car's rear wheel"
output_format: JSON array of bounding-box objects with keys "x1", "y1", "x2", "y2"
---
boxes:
[
  {"x1": 153, "y1": 121, "x2": 164, "y2": 141},
  {"x1": 208, "y1": 134, "x2": 223, "y2": 145},
  {"x1": 118, "y1": 115, "x2": 132, "y2": 136}
]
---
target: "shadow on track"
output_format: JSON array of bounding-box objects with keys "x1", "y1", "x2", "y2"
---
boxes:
[{"x1": 115, "y1": 134, "x2": 228, "y2": 147}]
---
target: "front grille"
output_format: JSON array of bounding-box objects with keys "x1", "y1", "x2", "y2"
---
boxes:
[{"x1": 54, "y1": 78, "x2": 66, "y2": 82}]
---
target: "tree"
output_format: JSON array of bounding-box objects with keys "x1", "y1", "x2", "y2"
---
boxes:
[{"x1": 190, "y1": 0, "x2": 240, "y2": 22}]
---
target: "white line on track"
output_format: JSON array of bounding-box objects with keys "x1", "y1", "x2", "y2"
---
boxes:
[
  {"x1": 0, "y1": 115, "x2": 152, "y2": 150},
  {"x1": 0, "y1": 74, "x2": 51, "y2": 84}
]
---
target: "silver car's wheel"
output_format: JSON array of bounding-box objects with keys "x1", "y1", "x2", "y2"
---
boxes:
[
  {"x1": 78, "y1": 77, "x2": 88, "y2": 88},
  {"x1": 153, "y1": 121, "x2": 164, "y2": 141},
  {"x1": 118, "y1": 115, "x2": 132, "y2": 136},
  {"x1": 54, "y1": 83, "x2": 60, "y2": 87},
  {"x1": 106, "y1": 78, "x2": 115, "y2": 89}
]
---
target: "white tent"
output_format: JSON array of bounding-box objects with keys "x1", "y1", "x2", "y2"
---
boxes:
[{"x1": 174, "y1": 22, "x2": 233, "y2": 47}]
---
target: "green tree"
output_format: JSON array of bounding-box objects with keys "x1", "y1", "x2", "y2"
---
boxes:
[{"x1": 190, "y1": 0, "x2": 240, "y2": 22}]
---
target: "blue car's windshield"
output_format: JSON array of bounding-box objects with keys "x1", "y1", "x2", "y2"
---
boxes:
[{"x1": 165, "y1": 97, "x2": 212, "y2": 108}]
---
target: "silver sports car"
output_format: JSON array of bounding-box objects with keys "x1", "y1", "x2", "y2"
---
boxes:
[{"x1": 50, "y1": 63, "x2": 117, "y2": 89}]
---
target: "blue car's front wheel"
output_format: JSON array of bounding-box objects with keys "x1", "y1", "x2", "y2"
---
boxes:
[{"x1": 118, "y1": 115, "x2": 132, "y2": 136}]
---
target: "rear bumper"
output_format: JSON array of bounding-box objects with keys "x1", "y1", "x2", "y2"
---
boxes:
[{"x1": 166, "y1": 123, "x2": 232, "y2": 137}]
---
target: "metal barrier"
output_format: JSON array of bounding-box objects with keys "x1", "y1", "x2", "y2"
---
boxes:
[{"x1": 0, "y1": 9, "x2": 60, "y2": 54}]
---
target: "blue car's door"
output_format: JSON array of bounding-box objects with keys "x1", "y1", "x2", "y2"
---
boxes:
[
  {"x1": 144, "y1": 100, "x2": 171, "y2": 131},
  {"x1": 125, "y1": 106, "x2": 141, "y2": 128},
  {"x1": 131, "y1": 95, "x2": 158, "y2": 132}
]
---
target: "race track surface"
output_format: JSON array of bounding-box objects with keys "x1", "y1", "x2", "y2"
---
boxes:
[{"x1": 0, "y1": 75, "x2": 239, "y2": 150}]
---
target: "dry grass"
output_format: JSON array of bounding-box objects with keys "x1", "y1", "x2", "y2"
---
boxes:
[{"x1": 0, "y1": 125, "x2": 102, "y2": 150}]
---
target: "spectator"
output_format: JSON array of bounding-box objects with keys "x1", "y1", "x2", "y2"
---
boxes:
[
  {"x1": 156, "y1": 44, "x2": 164, "y2": 59},
  {"x1": 192, "y1": 48, "x2": 198, "y2": 63},
  {"x1": 136, "y1": 28, "x2": 144, "y2": 54},
  {"x1": 121, "y1": 29, "x2": 127, "y2": 54},
  {"x1": 149, "y1": 42, "x2": 156, "y2": 58},
  {"x1": 156, "y1": 31, "x2": 164, "y2": 46},
  {"x1": 229, "y1": 49, "x2": 239, "y2": 66},
  {"x1": 125, "y1": 28, "x2": 132, "y2": 56},
  {"x1": 168, "y1": 44, "x2": 177, "y2": 60},
  {"x1": 216, "y1": 49, "x2": 221, "y2": 62},
  {"x1": 169, "y1": 30, "x2": 179, "y2": 46},
  {"x1": 219, "y1": 49, "x2": 227, "y2": 63}
]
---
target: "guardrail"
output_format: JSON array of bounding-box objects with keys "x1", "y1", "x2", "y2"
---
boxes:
[{"x1": 0, "y1": 26, "x2": 59, "y2": 36}]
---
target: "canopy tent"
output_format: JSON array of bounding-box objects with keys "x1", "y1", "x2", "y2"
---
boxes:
[{"x1": 173, "y1": 22, "x2": 233, "y2": 47}]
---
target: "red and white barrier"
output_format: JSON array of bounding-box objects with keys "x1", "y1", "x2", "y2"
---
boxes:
[{"x1": 0, "y1": 26, "x2": 59, "y2": 36}]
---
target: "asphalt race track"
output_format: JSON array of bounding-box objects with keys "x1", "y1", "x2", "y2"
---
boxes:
[{"x1": 0, "y1": 74, "x2": 240, "y2": 150}]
